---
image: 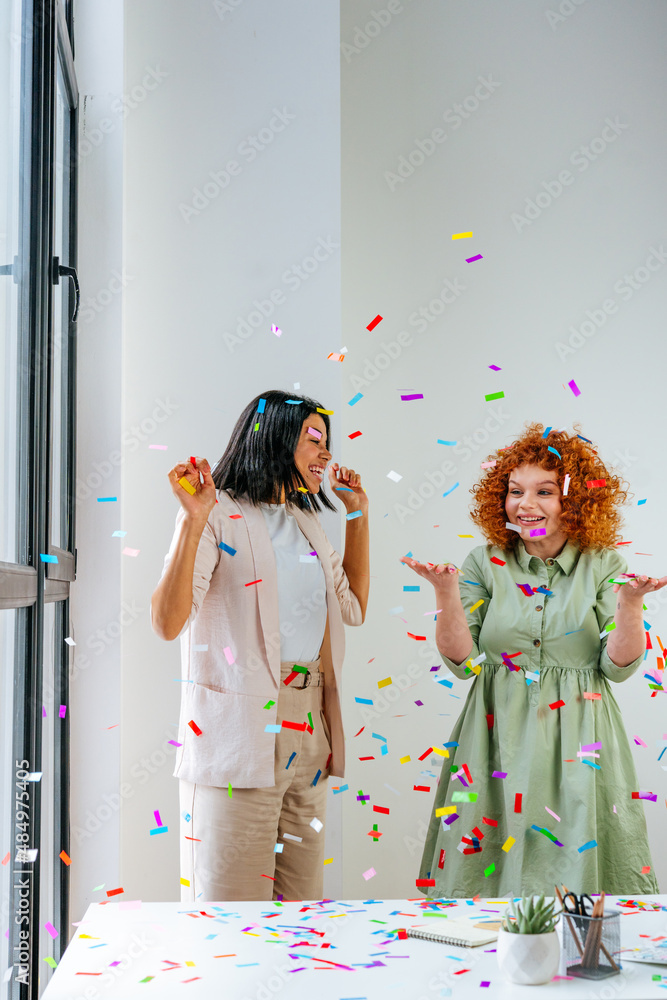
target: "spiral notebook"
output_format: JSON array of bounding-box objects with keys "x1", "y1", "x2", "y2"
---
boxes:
[{"x1": 406, "y1": 919, "x2": 500, "y2": 948}]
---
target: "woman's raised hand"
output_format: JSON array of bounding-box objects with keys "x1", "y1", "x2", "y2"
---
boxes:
[
  {"x1": 167, "y1": 457, "x2": 217, "y2": 520},
  {"x1": 400, "y1": 556, "x2": 462, "y2": 594}
]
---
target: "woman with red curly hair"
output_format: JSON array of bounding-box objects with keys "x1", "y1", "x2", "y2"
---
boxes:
[{"x1": 403, "y1": 423, "x2": 665, "y2": 897}]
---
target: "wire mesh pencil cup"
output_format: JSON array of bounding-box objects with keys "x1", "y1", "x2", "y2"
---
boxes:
[{"x1": 562, "y1": 909, "x2": 621, "y2": 980}]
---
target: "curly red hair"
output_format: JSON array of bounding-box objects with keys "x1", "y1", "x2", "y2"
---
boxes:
[{"x1": 469, "y1": 422, "x2": 631, "y2": 552}]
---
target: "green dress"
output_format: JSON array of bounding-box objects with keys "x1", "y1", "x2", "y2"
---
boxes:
[{"x1": 418, "y1": 539, "x2": 658, "y2": 898}]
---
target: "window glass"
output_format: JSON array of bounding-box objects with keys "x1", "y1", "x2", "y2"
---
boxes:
[{"x1": 0, "y1": 609, "x2": 17, "y2": 986}]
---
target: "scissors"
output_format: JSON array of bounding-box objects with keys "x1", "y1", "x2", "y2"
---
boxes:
[{"x1": 562, "y1": 892, "x2": 595, "y2": 917}]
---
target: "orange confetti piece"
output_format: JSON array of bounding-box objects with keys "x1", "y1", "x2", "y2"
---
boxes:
[{"x1": 59, "y1": 850, "x2": 71, "y2": 866}]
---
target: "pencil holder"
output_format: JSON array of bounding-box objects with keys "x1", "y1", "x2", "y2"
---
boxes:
[{"x1": 562, "y1": 910, "x2": 621, "y2": 980}]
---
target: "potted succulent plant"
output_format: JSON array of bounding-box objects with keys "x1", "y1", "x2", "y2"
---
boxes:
[{"x1": 496, "y1": 894, "x2": 562, "y2": 985}]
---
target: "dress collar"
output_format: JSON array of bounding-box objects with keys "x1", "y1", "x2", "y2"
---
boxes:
[{"x1": 513, "y1": 537, "x2": 579, "y2": 575}]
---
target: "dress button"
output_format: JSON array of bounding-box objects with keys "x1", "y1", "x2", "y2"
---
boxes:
[
  {"x1": 546, "y1": 558, "x2": 554, "y2": 566},
  {"x1": 535, "y1": 605, "x2": 543, "y2": 612},
  {"x1": 533, "y1": 639, "x2": 541, "y2": 647}
]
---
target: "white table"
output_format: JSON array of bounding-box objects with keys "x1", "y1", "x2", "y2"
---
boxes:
[{"x1": 41, "y1": 895, "x2": 667, "y2": 999}]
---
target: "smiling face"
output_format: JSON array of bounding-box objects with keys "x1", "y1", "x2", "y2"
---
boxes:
[
  {"x1": 291, "y1": 414, "x2": 331, "y2": 495},
  {"x1": 505, "y1": 463, "x2": 569, "y2": 557}
]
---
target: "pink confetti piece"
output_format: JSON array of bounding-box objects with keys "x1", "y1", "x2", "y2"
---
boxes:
[
  {"x1": 271, "y1": 324, "x2": 282, "y2": 337},
  {"x1": 529, "y1": 527, "x2": 546, "y2": 537},
  {"x1": 568, "y1": 378, "x2": 581, "y2": 397},
  {"x1": 563, "y1": 473, "x2": 571, "y2": 496},
  {"x1": 488, "y1": 365, "x2": 501, "y2": 371},
  {"x1": 118, "y1": 899, "x2": 142, "y2": 911},
  {"x1": 633, "y1": 735, "x2": 648, "y2": 747},
  {"x1": 307, "y1": 426, "x2": 322, "y2": 439},
  {"x1": 148, "y1": 444, "x2": 168, "y2": 450},
  {"x1": 362, "y1": 867, "x2": 376, "y2": 880},
  {"x1": 223, "y1": 646, "x2": 235, "y2": 665},
  {"x1": 59, "y1": 705, "x2": 66, "y2": 719},
  {"x1": 168, "y1": 740, "x2": 182, "y2": 747},
  {"x1": 122, "y1": 547, "x2": 140, "y2": 557},
  {"x1": 154, "y1": 810, "x2": 162, "y2": 827},
  {"x1": 44, "y1": 922, "x2": 58, "y2": 939},
  {"x1": 545, "y1": 806, "x2": 561, "y2": 822}
]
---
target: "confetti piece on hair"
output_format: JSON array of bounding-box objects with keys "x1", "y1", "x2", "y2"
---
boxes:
[
  {"x1": 548, "y1": 447, "x2": 561, "y2": 459},
  {"x1": 367, "y1": 314, "x2": 383, "y2": 331},
  {"x1": 481, "y1": 461, "x2": 497, "y2": 469},
  {"x1": 400, "y1": 393, "x2": 424, "y2": 401},
  {"x1": 502, "y1": 836, "x2": 515, "y2": 852},
  {"x1": 484, "y1": 392, "x2": 504, "y2": 402},
  {"x1": 452, "y1": 231, "x2": 473, "y2": 239},
  {"x1": 386, "y1": 470, "x2": 402, "y2": 482},
  {"x1": 442, "y1": 482, "x2": 459, "y2": 497},
  {"x1": 568, "y1": 379, "x2": 581, "y2": 397},
  {"x1": 285, "y1": 399, "x2": 303, "y2": 404},
  {"x1": 466, "y1": 254, "x2": 483, "y2": 263},
  {"x1": 577, "y1": 840, "x2": 597, "y2": 853},
  {"x1": 348, "y1": 393, "x2": 363, "y2": 405},
  {"x1": 316, "y1": 407, "x2": 334, "y2": 415},
  {"x1": 178, "y1": 477, "x2": 197, "y2": 496},
  {"x1": 586, "y1": 479, "x2": 606, "y2": 489}
]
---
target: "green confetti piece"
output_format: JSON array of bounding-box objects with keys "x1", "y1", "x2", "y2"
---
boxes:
[
  {"x1": 139, "y1": 976, "x2": 155, "y2": 983},
  {"x1": 484, "y1": 391, "x2": 505, "y2": 402},
  {"x1": 44, "y1": 956, "x2": 57, "y2": 969},
  {"x1": 227, "y1": 782, "x2": 232, "y2": 799},
  {"x1": 263, "y1": 700, "x2": 276, "y2": 710},
  {"x1": 307, "y1": 711, "x2": 314, "y2": 730},
  {"x1": 452, "y1": 790, "x2": 478, "y2": 802},
  {"x1": 484, "y1": 862, "x2": 495, "y2": 877}
]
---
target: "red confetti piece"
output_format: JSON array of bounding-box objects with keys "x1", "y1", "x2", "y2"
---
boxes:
[
  {"x1": 416, "y1": 878, "x2": 435, "y2": 886},
  {"x1": 106, "y1": 887, "x2": 124, "y2": 897},
  {"x1": 367, "y1": 830, "x2": 383, "y2": 838},
  {"x1": 282, "y1": 720, "x2": 307, "y2": 731},
  {"x1": 366, "y1": 314, "x2": 383, "y2": 331},
  {"x1": 354, "y1": 726, "x2": 365, "y2": 737},
  {"x1": 283, "y1": 671, "x2": 299, "y2": 686},
  {"x1": 583, "y1": 692, "x2": 601, "y2": 700},
  {"x1": 514, "y1": 793, "x2": 522, "y2": 813},
  {"x1": 472, "y1": 826, "x2": 484, "y2": 840},
  {"x1": 641, "y1": 865, "x2": 651, "y2": 874},
  {"x1": 549, "y1": 699, "x2": 565, "y2": 710},
  {"x1": 373, "y1": 805, "x2": 390, "y2": 814},
  {"x1": 397, "y1": 928, "x2": 408, "y2": 940},
  {"x1": 438, "y1": 849, "x2": 446, "y2": 869},
  {"x1": 490, "y1": 556, "x2": 506, "y2": 566},
  {"x1": 482, "y1": 817, "x2": 498, "y2": 827},
  {"x1": 59, "y1": 850, "x2": 71, "y2": 865},
  {"x1": 188, "y1": 720, "x2": 202, "y2": 736},
  {"x1": 462, "y1": 763, "x2": 473, "y2": 784},
  {"x1": 407, "y1": 632, "x2": 427, "y2": 640},
  {"x1": 418, "y1": 747, "x2": 434, "y2": 761},
  {"x1": 348, "y1": 431, "x2": 362, "y2": 439},
  {"x1": 486, "y1": 714, "x2": 494, "y2": 729},
  {"x1": 245, "y1": 579, "x2": 262, "y2": 587},
  {"x1": 586, "y1": 479, "x2": 606, "y2": 489},
  {"x1": 229, "y1": 514, "x2": 243, "y2": 519},
  {"x1": 359, "y1": 756, "x2": 375, "y2": 761},
  {"x1": 413, "y1": 785, "x2": 431, "y2": 792}
]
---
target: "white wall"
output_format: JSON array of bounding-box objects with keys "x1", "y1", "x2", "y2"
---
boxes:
[
  {"x1": 340, "y1": 0, "x2": 667, "y2": 897},
  {"x1": 120, "y1": 0, "x2": 343, "y2": 902}
]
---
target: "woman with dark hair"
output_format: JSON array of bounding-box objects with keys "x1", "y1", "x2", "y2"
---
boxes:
[
  {"x1": 151, "y1": 390, "x2": 369, "y2": 901},
  {"x1": 403, "y1": 423, "x2": 665, "y2": 898}
]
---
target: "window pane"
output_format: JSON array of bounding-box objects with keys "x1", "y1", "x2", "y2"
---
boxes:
[
  {"x1": 0, "y1": 609, "x2": 17, "y2": 986},
  {"x1": 0, "y1": 0, "x2": 27, "y2": 564},
  {"x1": 50, "y1": 60, "x2": 72, "y2": 551}
]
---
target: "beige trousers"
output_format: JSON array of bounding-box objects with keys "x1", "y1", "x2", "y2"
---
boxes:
[{"x1": 179, "y1": 658, "x2": 331, "y2": 902}]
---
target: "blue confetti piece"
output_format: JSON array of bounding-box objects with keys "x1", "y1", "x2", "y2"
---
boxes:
[
  {"x1": 372, "y1": 733, "x2": 387, "y2": 742},
  {"x1": 39, "y1": 554, "x2": 58, "y2": 563},
  {"x1": 348, "y1": 393, "x2": 363, "y2": 405},
  {"x1": 149, "y1": 825, "x2": 168, "y2": 835},
  {"x1": 97, "y1": 497, "x2": 117, "y2": 502},
  {"x1": 638, "y1": 499, "x2": 647, "y2": 505},
  {"x1": 355, "y1": 697, "x2": 373, "y2": 705},
  {"x1": 312, "y1": 769, "x2": 322, "y2": 786},
  {"x1": 111, "y1": 530, "x2": 127, "y2": 537},
  {"x1": 346, "y1": 510, "x2": 363, "y2": 520},
  {"x1": 437, "y1": 439, "x2": 457, "y2": 446},
  {"x1": 286, "y1": 751, "x2": 296, "y2": 769},
  {"x1": 381, "y1": 744, "x2": 388, "y2": 755},
  {"x1": 464, "y1": 579, "x2": 482, "y2": 586},
  {"x1": 577, "y1": 839, "x2": 597, "y2": 853},
  {"x1": 332, "y1": 784, "x2": 349, "y2": 794},
  {"x1": 285, "y1": 399, "x2": 303, "y2": 404},
  {"x1": 547, "y1": 446, "x2": 561, "y2": 459},
  {"x1": 218, "y1": 541, "x2": 237, "y2": 556},
  {"x1": 577, "y1": 434, "x2": 592, "y2": 443},
  {"x1": 442, "y1": 482, "x2": 459, "y2": 497},
  {"x1": 257, "y1": 398, "x2": 266, "y2": 413},
  {"x1": 437, "y1": 678, "x2": 453, "y2": 688},
  {"x1": 403, "y1": 585, "x2": 420, "y2": 592},
  {"x1": 265, "y1": 724, "x2": 282, "y2": 733},
  {"x1": 644, "y1": 620, "x2": 651, "y2": 630},
  {"x1": 443, "y1": 741, "x2": 459, "y2": 748},
  {"x1": 582, "y1": 759, "x2": 601, "y2": 769},
  {"x1": 542, "y1": 427, "x2": 552, "y2": 438}
]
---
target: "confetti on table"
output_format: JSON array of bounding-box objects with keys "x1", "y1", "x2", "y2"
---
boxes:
[
  {"x1": 316, "y1": 407, "x2": 334, "y2": 415},
  {"x1": 386, "y1": 470, "x2": 402, "y2": 482},
  {"x1": 451, "y1": 231, "x2": 473, "y2": 239},
  {"x1": 466, "y1": 254, "x2": 483, "y2": 263},
  {"x1": 400, "y1": 393, "x2": 424, "y2": 401},
  {"x1": 367, "y1": 314, "x2": 383, "y2": 331},
  {"x1": 348, "y1": 392, "x2": 363, "y2": 405},
  {"x1": 568, "y1": 379, "x2": 581, "y2": 397},
  {"x1": 484, "y1": 392, "x2": 504, "y2": 402}
]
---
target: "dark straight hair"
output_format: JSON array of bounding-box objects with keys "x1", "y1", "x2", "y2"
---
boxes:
[{"x1": 210, "y1": 390, "x2": 336, "y2": 512}]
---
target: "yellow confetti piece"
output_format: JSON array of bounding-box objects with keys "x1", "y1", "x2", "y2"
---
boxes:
[
  {"x1": 451, "y1": 231, "x2": 473, "y2": 239},
  {"x1": 378, "y1": 677, "x2": 392, "y2": 688},
  {"x1": 180, "y1": 877, "x2": 190, "y2": 887},
  {"x1": 317, "y1": 407, "x2": 334, "y2": 415},
  {"x1": 78, "y1": 934, "x2": 99, "y2": 940},
  {"x1": 502, "y1": 837, "x2": 515, "y2": 852},
  {"x1": 431, "y1": 747, "x2": 450, "y2": 757},
  {"x1": 297, "y1": 487, "x2": 309, "y2": 493},
  {"x1": 178, "y1": 476, "x2": 197, "y2": 496},
  {"x1": 185, "y1": 961, "x2": 196, "y2": 967},
  {"x1": 436, "y1": 806, "x2": 457, "y2": 816},
  {"x1": 471, "y1": 664, "x2": 482, "y2": 675},
  {"x1": 469, "y1": 599, "x2": 484, "y2": 613},
  {"x1": 458, "y1": 534, "x2": 474, "y2": 538},
  {"x1": 400, "y1": 755, "x2": 411, "y2": 764},
  {"x1": 324, "y1": 857, "x2": 333, "y2": 865}
]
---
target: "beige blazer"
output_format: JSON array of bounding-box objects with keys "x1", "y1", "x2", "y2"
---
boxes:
[{"x1": 158, "y1": 490, "x2": 363, "y2": 788}]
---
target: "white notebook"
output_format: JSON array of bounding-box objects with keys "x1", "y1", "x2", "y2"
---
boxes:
[{"x1": 406, "y1": 919, "x2": 500, "y2": 948}]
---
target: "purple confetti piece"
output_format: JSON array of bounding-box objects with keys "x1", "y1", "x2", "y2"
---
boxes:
[
  {"x1": 466, "y1": 254, "x2": 483, "y2": 263},
  {"x1": 400, "y1": 393, "x2": 424, "y2": 401},
  {"x1": 492, "y1": 771, "x2": 507, "y2": 778},
  {"x1": 568, "y1": 379, "x2": 581, "y2": 397},
  {"x1": 59, "y1": 705, "x2": 66, "y2": 719},
  {"x1": 488, "y1": 365, "x2": 501, "y2": 371}
]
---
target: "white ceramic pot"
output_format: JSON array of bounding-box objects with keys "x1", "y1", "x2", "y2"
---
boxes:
[{"x1": 496, "y1": 927, "x2": 561, "y2": 985}]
